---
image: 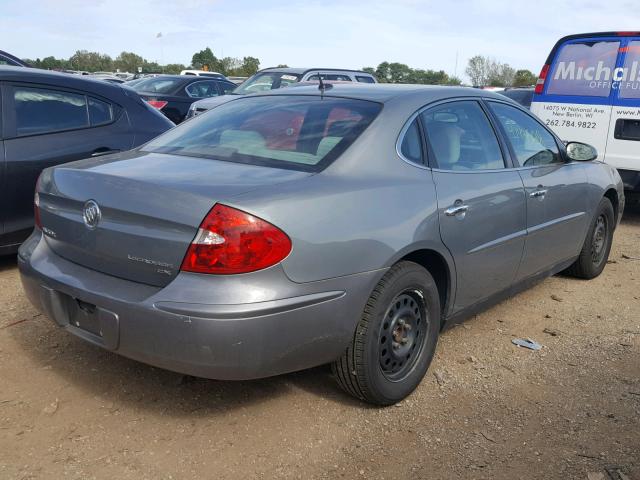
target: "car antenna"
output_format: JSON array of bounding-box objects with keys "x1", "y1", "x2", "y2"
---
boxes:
[{"x1": 318, "y1": 74, "x2": 326, "y2": 97}]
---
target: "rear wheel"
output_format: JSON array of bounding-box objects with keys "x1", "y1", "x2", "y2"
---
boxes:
[
  {"x1": 332, "y1": 261, "x2": 440, "y2": 405},
  {"x1": 565, "y1": 197, "x2": 614, "y2": 279}
]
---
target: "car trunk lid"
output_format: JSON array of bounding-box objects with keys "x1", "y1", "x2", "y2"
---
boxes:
[{"x1": 37, "y1": 150, "x2": 311, "y2": 287}]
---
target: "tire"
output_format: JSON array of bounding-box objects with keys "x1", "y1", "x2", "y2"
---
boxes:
[
  {"x1": 565, "y1": 197, "x2": 615, "y2": 279},
  {"x1": 332, "y1": 261, "x2": 440, "y2": 405}
]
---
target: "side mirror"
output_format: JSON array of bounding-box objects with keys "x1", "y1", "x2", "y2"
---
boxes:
[{"x1": 566, "y1": 142, "x2": 598, "y2": 162}]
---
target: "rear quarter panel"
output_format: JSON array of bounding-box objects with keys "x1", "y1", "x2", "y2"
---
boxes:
[{"x1": 227, "y1": 103, "x2": 453, "y2": 285}]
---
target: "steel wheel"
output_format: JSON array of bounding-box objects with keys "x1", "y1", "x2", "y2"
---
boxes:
[
  {"x1": 590, "y1": 214, "x2": 608, "y2": 265},
  {"x1": 378, "y1": 290, "x2": 427, "y2": 381}
]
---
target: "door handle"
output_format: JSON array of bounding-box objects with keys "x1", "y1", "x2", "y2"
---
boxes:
[
  {"x1": 445, "y1": 204, "x2": 469, "y2": 216},
  {"x1": 529, "y1": 189, "x2": 548, "y2": 199},
  {"x1": 91, "y1": 148, "x2": 120, "y2": 157}
]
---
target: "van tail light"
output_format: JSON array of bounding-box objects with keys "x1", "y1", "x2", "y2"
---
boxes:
[
  {"x1": 181, "y1": 204, "x2": 292, "y2": 275},
  {"x1": 34, "y1": 176, "x2": 42, "y2": 229},
  {"x1": 146, "y1": 99, "x2": 168, "y2": 110},
  {"x1": 534, "y1": 64, "x2": 550, "y2": 95}
]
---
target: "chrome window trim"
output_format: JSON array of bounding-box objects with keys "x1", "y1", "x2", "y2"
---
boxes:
[
  {"x1": 396, "y1": 96, "x2": 510, "y2": 171},
  {"x1": 184, "y1": 80, "x2": 220, "y2": 99}
]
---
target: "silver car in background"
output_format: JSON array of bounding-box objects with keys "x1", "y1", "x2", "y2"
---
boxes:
[
  {"x1": 186, "y1": 67, "x2": 377, "y2": 118},
  {"x1": 19, "y1": 85, "x2": 624, "y2": 405}
]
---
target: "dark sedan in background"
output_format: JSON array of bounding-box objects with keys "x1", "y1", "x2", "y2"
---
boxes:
[
  {"x1": 129, "y1": 74, "x2": 237, "y2": 123},
  {"x1": 0, "y1": 66, "x2": 174, "y2": 253},
  {"x1": 499, "y1": 87, "x2": 534, "y2": 109},
  {"x1": 0, "y1": 50, "x2": 30, "y2": 67}
]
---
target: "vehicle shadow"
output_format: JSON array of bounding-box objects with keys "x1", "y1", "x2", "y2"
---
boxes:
[
  {"x1": 7, "y1": 316, "x2": 366, "y2": 416},
  {"x1": 621, "y1": 201, "x2": 640, "y2": 225},
  {"x1": 0, "y1": 254, "x2": 17, "y2": 273}
]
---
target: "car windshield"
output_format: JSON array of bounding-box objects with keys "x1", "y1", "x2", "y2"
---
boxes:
[
  {"x1": 130, "y1": 77, "x2": 183, "y2": 94},
  {"x1": 233, "y1": 72, "x2": 302, "y2": 95},
  {"x1": 142, "y1": 95, "x2": 382, "y2": 171}
]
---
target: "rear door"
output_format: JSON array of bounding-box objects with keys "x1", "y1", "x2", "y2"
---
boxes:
[
  {"x1": 1, "y1": 83, "x2": 131, "y2": 240},
  {"x1": 487, "y1": 100, "x2": 589, "y2": 279},
  {"x1": 423, "y1": 100, "x2": 527, "y2": 313},
  {"x1": 531, "y1": 36, "x2": 622, "y2": 160},
  {"x1": 604, "y1": 37, "x2": 640, "y2": 182}
]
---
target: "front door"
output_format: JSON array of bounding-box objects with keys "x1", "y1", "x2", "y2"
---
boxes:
[
  {"x1": 422, "y1": 100, "x2": 527, "y2": 313},
  {"x1": 487, "y1": 101, "x2": 590, "y2": 280}
]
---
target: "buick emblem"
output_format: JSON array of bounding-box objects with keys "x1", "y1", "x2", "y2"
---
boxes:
[{"x1": 82, "y1": 200, "x2": 101, "y2": 229}]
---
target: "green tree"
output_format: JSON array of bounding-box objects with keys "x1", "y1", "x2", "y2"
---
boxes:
[
  {"x1": 114, "y1": 51, "x2": 145, "y2": 73},
  {"x1": 513, "y1": 69, "x2": 537, "y2": 87},
  {"x1": 68, "y1": 50, "x2": 113, "y2": 72},
  {"x1": 191, "y1": 47, "x2": 221, "y2": 72},
  {"x1": 239, "y1": 56, "x2": 260, "y2": 76},
  {"x1": 164, "y1": 63, "x2": 187, "y2": 74}
]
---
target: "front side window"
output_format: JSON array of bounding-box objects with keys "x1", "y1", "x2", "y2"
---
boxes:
[
  {"x1": 142, "y1": 96, "x2": 381, "y2": 171},
  {"x1": 546, "y1": 40, "x2": 621, "y2": 97},
  {"x1": 489, "y1": 102, "x2": 561, "y2": 167},
  {"x1": 185, "y1": 81, "x2": 220, "y2": 98},
  {"x1": 400, "y1": 119, "x2": 423, "y2": 165},
  {"x1": 421, "y1": 101, "x2": 505, "y2": 171},
  {"x1": 14, "y1": 87, "x2": 88, "y2": 136},
  {"x1": 221, "y1": 82, "x2": 236, "y2": 94},
  {"x1": 619, "y1": 40, "x2": 640, "y2": 99},
  {"x1": 234, "y1": 72, "x2": 301, "y2": 94}
]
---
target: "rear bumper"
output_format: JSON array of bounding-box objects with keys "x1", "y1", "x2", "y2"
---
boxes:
[{"x1": 18, "y1": 232, "x2": 382, "y2": 380}]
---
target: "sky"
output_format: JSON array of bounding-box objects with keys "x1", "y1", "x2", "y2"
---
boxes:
[{"x1": 2, "y1": 0, "x2": 640, "y2": 79}]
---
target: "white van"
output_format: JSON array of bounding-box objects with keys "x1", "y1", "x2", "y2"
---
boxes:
[{"x1": 531, "y1": 32, "x2": 640, "y2": 200}]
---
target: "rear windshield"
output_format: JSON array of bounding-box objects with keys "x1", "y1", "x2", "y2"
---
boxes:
[
  {"x1": 142, "y1": 95, "x2": 382, "y2": 171},
  {"x1": 546, "y1": 40, "x2": 621, "y2": 97},
  {"x1": 234, "y1": 72, "x2": 301, "y2": 94},
  {"x1": 131, "y1": 77, "x2": 183, "y2": 94}
]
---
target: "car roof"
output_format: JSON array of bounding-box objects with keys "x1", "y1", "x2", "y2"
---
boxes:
[
  {"x1": 544, "y1": 31, "x2": 640, "y2": 65},
  {"x1": 258, "y1": 67, "x2": 374, "y2": 76},
  {"x1": 256, "y1": 83, "x2": 505, "y2": 105},
  {"x1": 0, "y1": 65, "x2": 127, "y2": 96}
]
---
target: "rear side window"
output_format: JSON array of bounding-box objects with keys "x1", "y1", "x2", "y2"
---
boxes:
[
  {"x1": 308, "y1": 74, "x2": 352, "y2": 81},
  {"x1": 489, "y1": 102, "x2": 561, "y2": 167},
  {"x1": 185, "y1": 81, "x2": 220, "y2": 98},
  {"x1": 356, "y1": 76, "x2": 376, "y2": 84},
  {"x1": 142, "y1": 96, "x2": 381, "y2": 171},
  {"x1": 221, "y1": 82, "x2": 236, "y2": 94},
  {"x1": 14, "y1": 87, "x2": 88, "y2": 136},
  {"x1": 400, "y1": 119, "x2": 423, "y2": 165},
  {"x1": 620, "y1": 40, "x2": 640, "y2": 99},
  {"x1": 88, "y1": 98, "x2": 113, "y2": 126},
  {"x1": 422, "y1": 101, "x2": 504, "y2": 171},
  {"x1": 131, "y1": 77, "x2": 183, "y2": 94},
  {"x1": 546, "y1": 40, "x2": 621, "y2": 97}
]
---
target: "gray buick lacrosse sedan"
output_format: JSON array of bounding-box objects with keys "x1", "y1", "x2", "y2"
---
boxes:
[{"x1": 19, "y1": 84, "x2": 624, "y2": 405}]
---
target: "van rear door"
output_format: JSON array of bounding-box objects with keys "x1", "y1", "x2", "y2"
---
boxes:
[
  {"x1": 531, "y1": 36, "x2": 623, "y2": 161},
  {"x1": 604, "y1": 37, "x2": 640, "y2": 190}
]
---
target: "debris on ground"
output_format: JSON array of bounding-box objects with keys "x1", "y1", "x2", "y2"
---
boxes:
[
  {"x1": 543, "y1": 327, "x2": 561, "y2": 337},
  {"x1": 551, "y1": 294, "x2": 563, "y2": 302},
  {"x1": 511, "y1": 338, "x2": 543, "y2": 350}
]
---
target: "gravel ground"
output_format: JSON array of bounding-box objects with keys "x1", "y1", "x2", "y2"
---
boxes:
[{"x1": 1, "y1": 206, "x2": 639, "y2": 480}]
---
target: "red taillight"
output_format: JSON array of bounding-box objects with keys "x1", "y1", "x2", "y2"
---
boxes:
[
  {"x1": 34, "y1": 176, "x2": 42, "y2": 229},
  {"x1": 146, "y1": 99, "x2": 168, "y2": 110},
  {"x1": 181, "y1": 204, "x2": 292, "y2": 275},
  {"x1": 534, "y1": 64, "x2": 550, "y2": 95}
]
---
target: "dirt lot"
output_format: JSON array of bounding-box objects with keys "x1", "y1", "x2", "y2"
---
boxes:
[{"x1": 1, "y1": 207, "x2": 639, "y2": 480}]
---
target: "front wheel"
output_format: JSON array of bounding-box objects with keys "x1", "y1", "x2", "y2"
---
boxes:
[
  {"x1": 332, "y1": 261, "x2": 440, "y2": 405},
  {"x1": 565, "y1": 197, "x2": 615, "y2": 279}
]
